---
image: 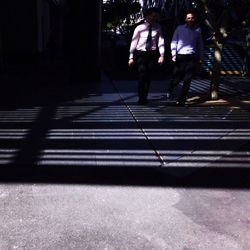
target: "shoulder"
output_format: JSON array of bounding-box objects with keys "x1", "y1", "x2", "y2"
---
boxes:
[
  {"x1": 175, "y1": 24, "x2": 185, "y2": 31},
  {"x1": 134, "y1": 22, "x2": 146, "y2": 31},
  {"x1": 178, "y1": 24, "x2": 186, "y2": 28}
]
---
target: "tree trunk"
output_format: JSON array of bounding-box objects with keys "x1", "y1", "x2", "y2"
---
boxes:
[
  {"x1": 196, "y1": 0, "x2": 223, "y2": 100},
  {"x1": 210, "y1": 40, "x2": 222, "y2": 100}
]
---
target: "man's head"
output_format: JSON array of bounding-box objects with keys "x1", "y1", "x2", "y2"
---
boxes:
[
  {"x1": 185, "y1": 11, "x2": 196, "y2": 26},
  {"x1": 144, "y1": 7, "x2": 160, "y2": 24}
]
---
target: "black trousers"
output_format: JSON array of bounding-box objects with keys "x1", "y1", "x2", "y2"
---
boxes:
[
  {"x1": 169, "y1": 54, "x2": 197, "y2": 102},
  {"x1": 136, "y1": 50, "x2": 159, "y2": 101}
]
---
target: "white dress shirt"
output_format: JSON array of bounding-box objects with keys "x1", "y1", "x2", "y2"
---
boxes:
[{"x1": 129, "y1": 21, "x2": 165, "y2": 59}]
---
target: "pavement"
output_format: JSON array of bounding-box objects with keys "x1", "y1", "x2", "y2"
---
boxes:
[{"x1": 0, "y1": 62, "x2": 250, "y2": 249}]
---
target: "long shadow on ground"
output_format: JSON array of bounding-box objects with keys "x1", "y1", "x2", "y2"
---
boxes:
[{"x1": 0, "y1": 164, "x2": 250, "y2": 189}]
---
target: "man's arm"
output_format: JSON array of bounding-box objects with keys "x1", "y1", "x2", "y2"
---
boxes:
[
  {"x1": 128, "y1": 26, "x2": 140, "y2": 67},
  {"x1": 158, "y1": 26, "x2": 165, "y2": 65},
  {"x1": 170, "y1": 26, "x2": 179, "y2": 62},
  {"x1": 129, "y1": 26, "x2": 140, "y2": 60}
]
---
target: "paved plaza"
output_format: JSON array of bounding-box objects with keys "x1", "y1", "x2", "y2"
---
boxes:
[{"x1": 0, "y1": 64, "x2": 250, "y2": 249}]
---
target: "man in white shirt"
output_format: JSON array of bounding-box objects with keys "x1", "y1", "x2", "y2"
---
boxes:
[
  {"x1": 167, "y1": 10, "x2": 204, "y2": 106},
  {"x1": 128, "y1": 7, "x2": 165, "y2": 105}
]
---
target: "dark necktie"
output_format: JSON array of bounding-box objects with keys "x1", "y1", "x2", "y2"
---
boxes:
[{"x1": 145, "y1": 24, "x2": 152, "y2": 51}]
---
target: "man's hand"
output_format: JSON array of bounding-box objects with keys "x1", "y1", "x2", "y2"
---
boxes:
[
  {"x1": 172, "y1": 55, "x2": 176, "y2": 62},
  {"x1": 158, "y1": 56, "x2": 164, "y2": 65},
  {"x1": 128, "y1": 58, "x2": 134, "y2": 67}
]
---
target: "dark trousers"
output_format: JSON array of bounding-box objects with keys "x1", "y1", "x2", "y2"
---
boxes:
[
  {"x1": 136, "y1": 50, "x2": 158, "y2": 101},
  {"x1": 169, "y1": 54, "x2": 197, "y2": 102}
]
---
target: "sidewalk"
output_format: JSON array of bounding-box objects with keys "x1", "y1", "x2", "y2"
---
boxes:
[
  {"x1": 0, "y1": 64, "x2": 250, "y2": 250},
  {"x1": 0, "y1": 63, "x2": 249, "y2": 183}
]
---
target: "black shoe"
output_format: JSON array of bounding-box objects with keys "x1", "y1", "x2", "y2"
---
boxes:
[{"x1": 176, "y1": 100, "x2": 186, "y2": 106}]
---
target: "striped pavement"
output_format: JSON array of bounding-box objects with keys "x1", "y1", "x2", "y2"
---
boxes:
[{"x1": 0, "y1": 75, "x2": 249, "y2": 177}]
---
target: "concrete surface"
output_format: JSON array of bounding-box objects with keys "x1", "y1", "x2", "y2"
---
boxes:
[{"x1": 0, "y1": 63, "x2": 249, "y2": 249}]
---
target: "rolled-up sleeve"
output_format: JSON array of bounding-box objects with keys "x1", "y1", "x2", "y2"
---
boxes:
[
  {"x1": 129, "y1": 26, "x2": 140, "y2": 59},
  {"x1": 170, "y1": 27, "x2": 179, "y2": 57},
  {"x1": 158, "y1": 27, "x2": 165, "y2": 56}
]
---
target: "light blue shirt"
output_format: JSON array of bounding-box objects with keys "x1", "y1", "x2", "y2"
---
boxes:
[{"x1": 171, "y1": 24, "x2": 204, "y2": 60}]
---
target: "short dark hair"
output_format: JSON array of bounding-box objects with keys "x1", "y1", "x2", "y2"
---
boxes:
[
  {"x1": 143, "y1": 7, "x2": 159, "y2": 17},
  {"x1": 185, "y1": 10, "x2": 197, "y2": 18}
]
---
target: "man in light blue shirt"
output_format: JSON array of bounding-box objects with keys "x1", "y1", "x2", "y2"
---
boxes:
[{"x1": 167, "y1": 10, "x2": 204, "y2": 106}]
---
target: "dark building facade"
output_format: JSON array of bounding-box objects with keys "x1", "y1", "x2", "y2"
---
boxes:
[{"x1": 0, "y1": 0, "x2": 102, "y2": 81}]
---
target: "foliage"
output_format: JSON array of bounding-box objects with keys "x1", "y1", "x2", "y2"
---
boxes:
[{"x1": 102, "y1": 0, "x2": 142, "y2": 40}]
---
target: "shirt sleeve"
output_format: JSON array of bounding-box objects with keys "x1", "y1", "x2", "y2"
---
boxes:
[
  {"x1": 170, "y1": 26, "x2": 179, "y2": 57},
  {"x1": 158, "y1": 26, "x2": 165, "y2": 56},
  {"x1": 129, "y1": 26, "x2": 140, "y2": 59}
]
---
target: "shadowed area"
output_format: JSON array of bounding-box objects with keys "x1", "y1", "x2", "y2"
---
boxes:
[{"x1": 0, "y1": 64, "x2": 249, "y2": 189}]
